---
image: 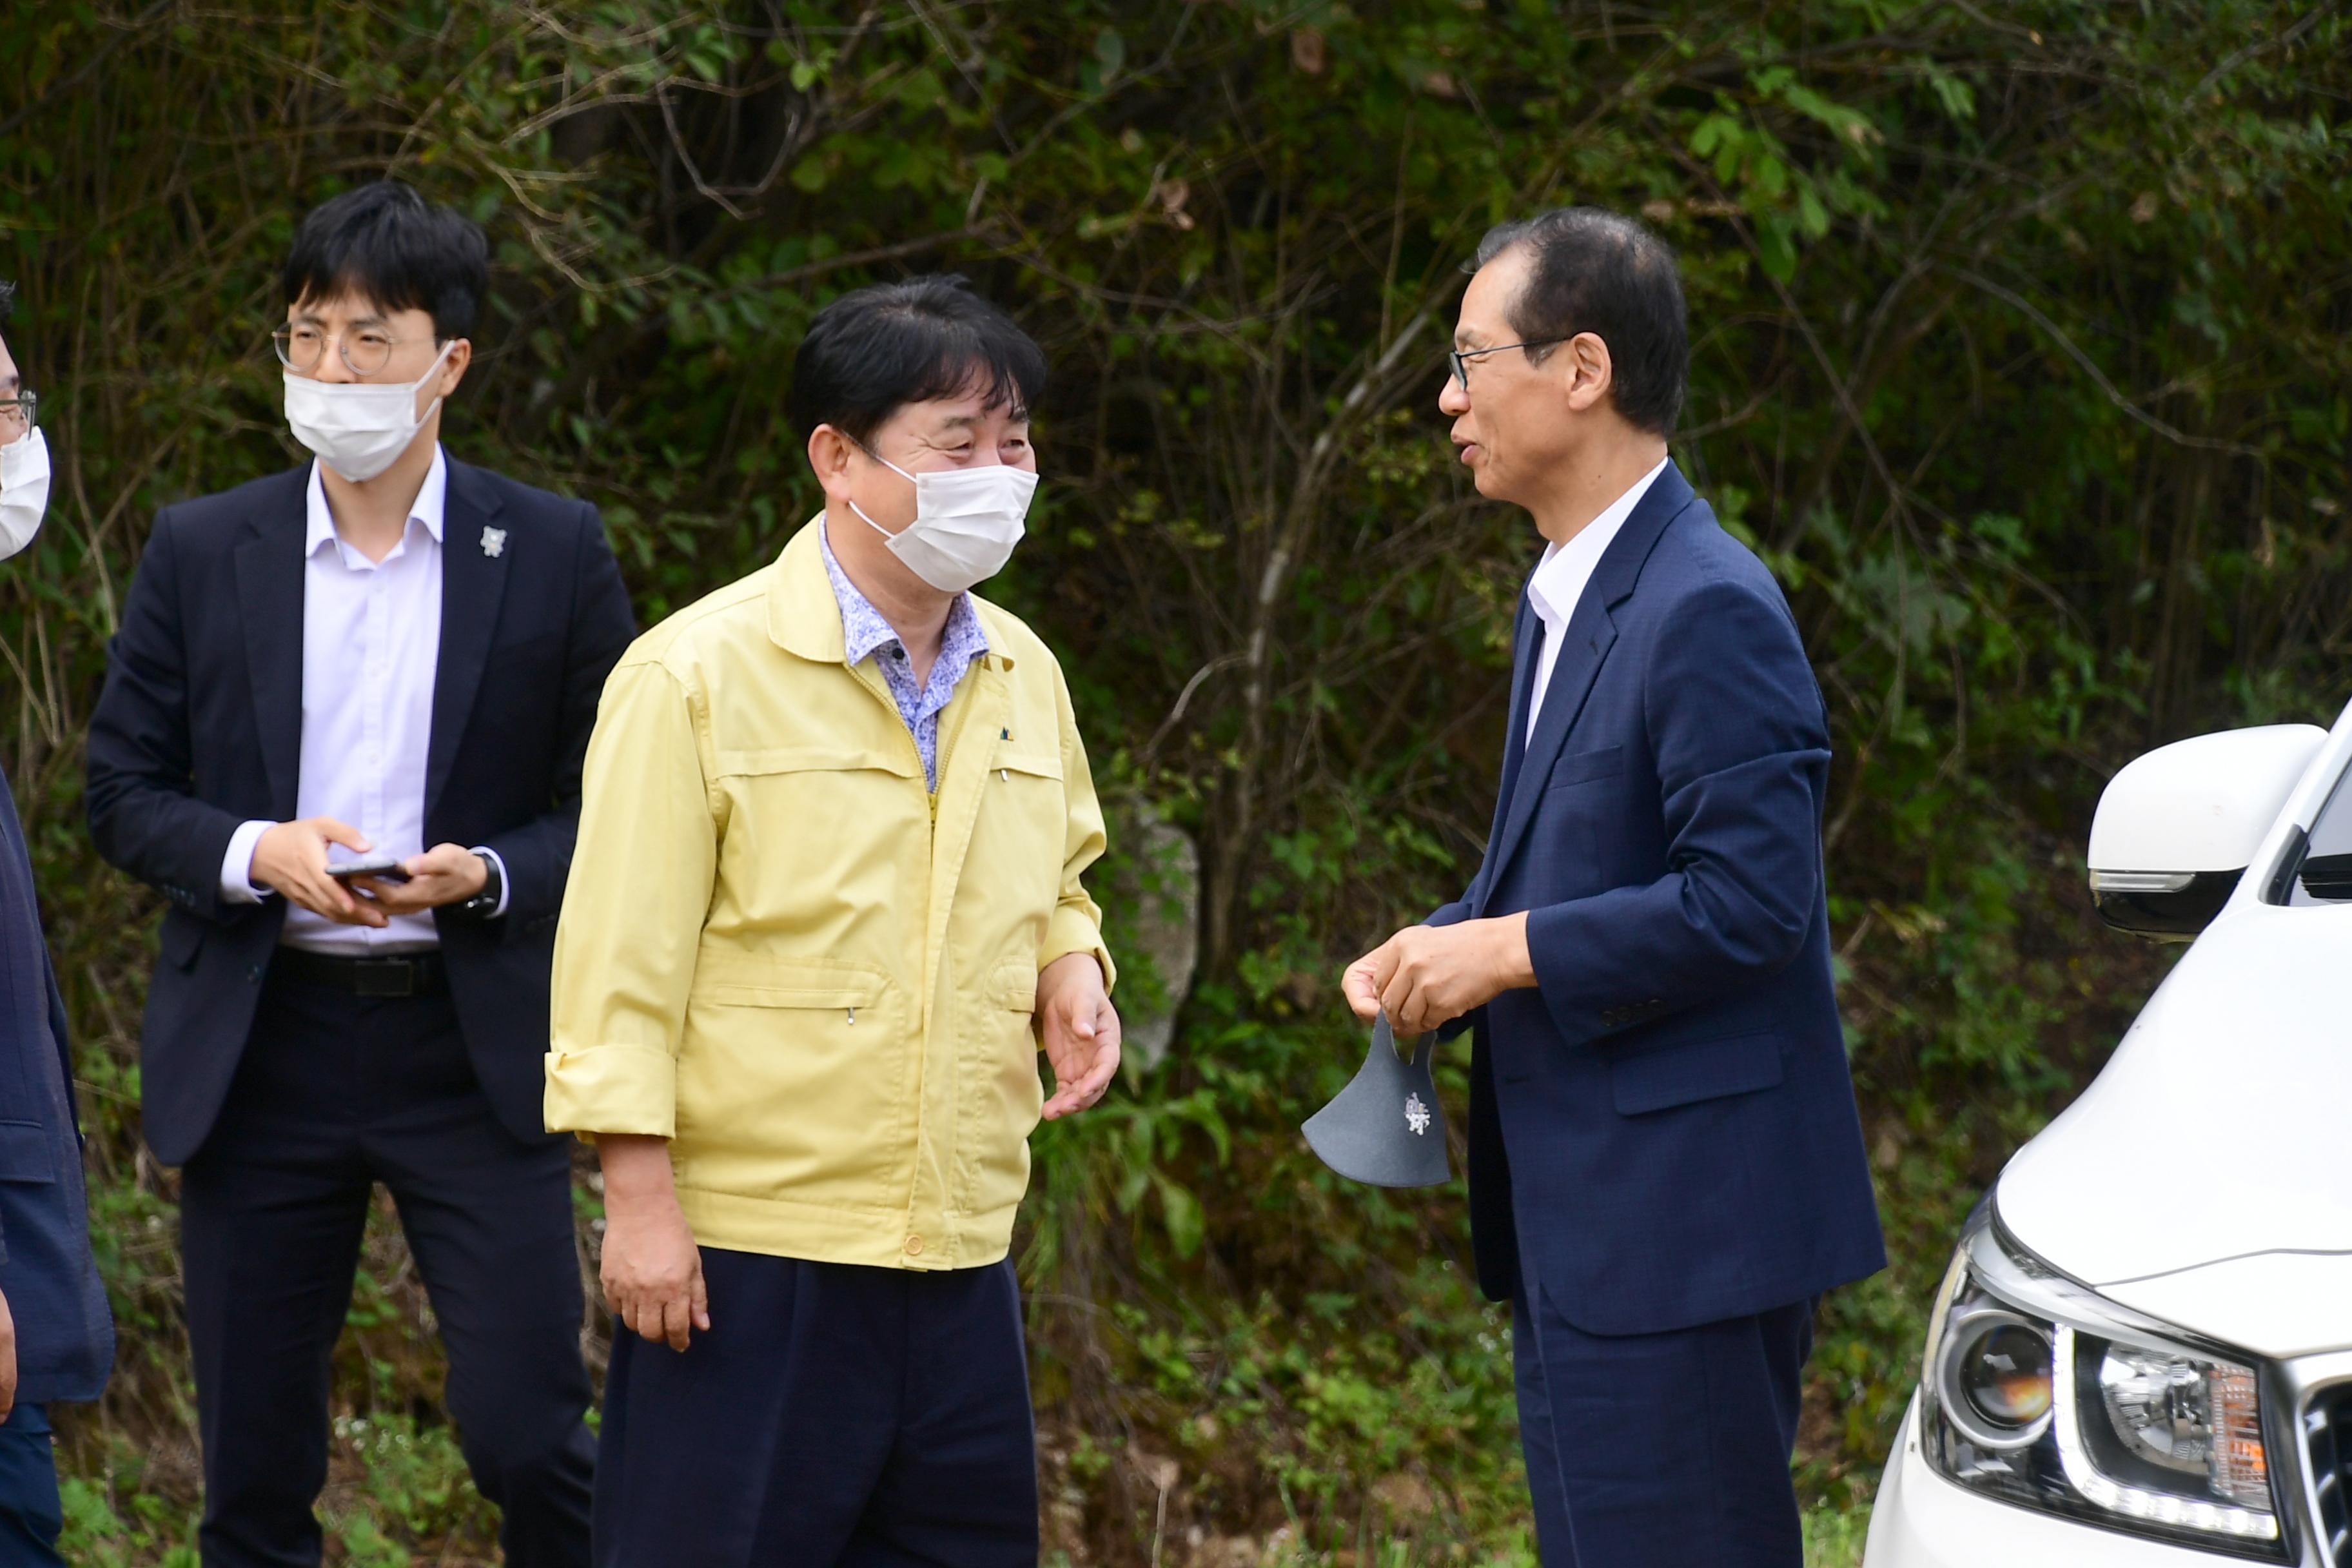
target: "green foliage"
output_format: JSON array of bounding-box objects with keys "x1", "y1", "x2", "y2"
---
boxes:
[{"x1": 4, "y1": 1, "x2": 2347, "y2": 1560}]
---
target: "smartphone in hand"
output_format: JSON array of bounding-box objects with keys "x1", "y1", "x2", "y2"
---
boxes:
[{"x1": 326, "y1": 853, "x2": 412, "y2": 885}]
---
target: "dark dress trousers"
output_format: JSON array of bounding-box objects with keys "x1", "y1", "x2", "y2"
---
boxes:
[
  {"x1": 1430, "y1": 462, "x2": 1884, "y2": 1565},
  {"x1": 84, "y1": 458, "x2": 636, "y2": 1568},
  {"x1": 594, "y1": 1251, "x2": 1039, "y2": 1568},
  {"x1": 0, "y1": 765, "x2": 114, "y2": 1564}
]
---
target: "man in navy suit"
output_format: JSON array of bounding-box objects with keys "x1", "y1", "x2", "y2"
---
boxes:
[
  {"x1": 0, "y1": 279, "x2": 115, "y2": 1565},
  {"x1": 1344, "y1": 208, "x2": 1884, "y2": 1565},
  {"x1": 85, "y1": 183, "x2": 634, "y2": 1567}
]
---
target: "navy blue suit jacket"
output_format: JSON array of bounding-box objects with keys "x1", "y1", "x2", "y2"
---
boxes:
[
  {"x1": 1434, "y1": 462, "x2": 1884, "y2": 1335},
  {"x1": 84, "y1": 458, "x2": 636, "y2": 1166},
  {"x1": 0, "y1": 767, "x2": 113, "y2": 1406}
]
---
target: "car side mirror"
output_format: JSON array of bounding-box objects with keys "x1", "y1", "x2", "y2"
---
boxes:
[{"x1": 2086, "y1": 723, "x2": 2327, "y2": 939}]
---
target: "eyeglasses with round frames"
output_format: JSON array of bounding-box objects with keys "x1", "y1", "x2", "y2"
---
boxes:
[
  {"x1": 1447, "y1": 337, "x2": 1568, "y2": 388},
  {"x1": 271, "y1": 324, "x2": 431, "y2": 377}
]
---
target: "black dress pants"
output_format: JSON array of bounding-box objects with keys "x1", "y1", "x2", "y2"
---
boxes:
[
  {"x1": 0, "y1": 1404, "x2": 65, "y2": 1565},
  {"x1": 593, "y1": 1249, "x2": 1038, "y2": 1567},
  {"x1": 179, "y1": 969, "x2": 596, "y2": 1568},
  {"x1": 1513, "y1": 1281, "x2": 1816, "y2": 1568}
]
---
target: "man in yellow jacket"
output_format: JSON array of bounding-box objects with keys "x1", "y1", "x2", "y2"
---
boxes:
[{"x1": 545, "y1": 275, "x2": 1120, "y2": 1567}]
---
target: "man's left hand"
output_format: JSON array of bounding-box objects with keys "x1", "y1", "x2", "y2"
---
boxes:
[
  {"x1": 350, "y1": 843, "x2": 488, "y2": 914},
  {"x1": 1343, "y1": 913, "x2": 1535, "y2": 1035},
  {"x1": 1037, "y1": 952, "x2": 1120, "y2": 1120}
]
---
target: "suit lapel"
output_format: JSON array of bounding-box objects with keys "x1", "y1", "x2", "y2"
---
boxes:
[
  {"x1": 231, "y1": 470, "x2": 313, "y2": 819},
  {"x1": 1480, "y1": 596, "x2": 1618, "y2": 910},
  {"x1": 1491, "y1": 594, "x2": 1541, "y2": 822},
  {"x1": 1476, "y1": 460, "x2": 1696, "y2": 907},
  {"x1": 426, "y1": 459, "x2": 510, "y2": 822},
  {"x1": 1467, "y1": 595, "x2": 1541, "y2": 915}
]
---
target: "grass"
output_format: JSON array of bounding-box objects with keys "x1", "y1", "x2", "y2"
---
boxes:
[{"x1": 1805, "y1": 1500, "x2": 1873, "y2": 1567}]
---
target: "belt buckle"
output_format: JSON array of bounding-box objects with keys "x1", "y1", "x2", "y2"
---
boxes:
[{"x1": 353, "y1": 959, "x2": 415, "y2": 999}]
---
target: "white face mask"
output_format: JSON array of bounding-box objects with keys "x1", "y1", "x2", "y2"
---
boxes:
[
  {"x1": 847, "y1": 446, "x2": 1037, "y2": 594},
  {"x1": 0, "y1": 426, "x2": 49, "y2": 562},
  {"x1": 283, "y1": 339, "x2": 455, "y2": 482}
]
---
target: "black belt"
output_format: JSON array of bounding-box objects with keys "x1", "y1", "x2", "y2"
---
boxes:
[{"x1": 271, "y1": 947, "x2": 448, "y2": 997}]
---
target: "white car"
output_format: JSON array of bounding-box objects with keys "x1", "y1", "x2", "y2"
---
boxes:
[{"x1": 1864, "y1": 705, "x2": 2352, "y2": 1567}]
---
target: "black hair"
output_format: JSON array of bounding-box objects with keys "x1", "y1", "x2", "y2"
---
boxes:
[
  {"x1": 282, "y1": 180, "x2": 489, "y2": 340},
  {"x1": 0, "y1": 279, "x2": 15, "y2": 323},
  {"x1": 786, "y1": 275, "x2": 1046, "y2": 446},
  {"x1": 1473, "y1": 207, "x2": 1688, "y2": 436}
]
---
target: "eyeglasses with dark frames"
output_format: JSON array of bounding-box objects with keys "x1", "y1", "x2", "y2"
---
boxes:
[
  {"x1": 0, "y1": 389, "x2": 35, "y2": 436},
  {"x1": 1447, "y1": 338, "x2": 1568, "y2": 388}
]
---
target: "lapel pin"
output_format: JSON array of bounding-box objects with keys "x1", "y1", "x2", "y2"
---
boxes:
[{"x1": 480, "y1": 526, "x2": 507, "y2": 558}]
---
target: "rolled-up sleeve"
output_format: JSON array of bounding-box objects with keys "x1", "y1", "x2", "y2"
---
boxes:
[
  {"x1": 544, "y1": 658, "x2": 718, "y2": 1138},
  {"x1": 1035, "y1": 663, "x2": 1116, "y2": 992}
]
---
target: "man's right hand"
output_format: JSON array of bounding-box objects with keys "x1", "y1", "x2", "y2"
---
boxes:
[
  {"x1": 250, "y1": 817, "x2": 387, "y2": 926},
  {"x1": 597, "y1": 1133, "x2": 710, "y2": 1351}
]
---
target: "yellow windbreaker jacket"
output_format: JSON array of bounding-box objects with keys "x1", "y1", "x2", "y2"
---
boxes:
[{"x1": 543, "y1": 518, "x2": 1114, "y2": 1271}]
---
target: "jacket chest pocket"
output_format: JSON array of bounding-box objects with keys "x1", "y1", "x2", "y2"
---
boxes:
[
  {"x1": 714, "y1": 745, "x2": 924, "y2": 896},
  {"x1": 974, "y1": 747, "x2": 1066, "y2": 901},
  {"x1": 990, "y1": 748, "x2": 1063, "y2": 789},
  {"x1": 1544, "y1": 745, "x2": 1625, "y2": 791}
]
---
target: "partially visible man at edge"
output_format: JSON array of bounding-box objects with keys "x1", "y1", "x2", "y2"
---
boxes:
[
  {"x1": 86, "y1": 182, "x2": 635, "y2": 1567},
  {"x1": 1344, "y1": 210, "x2": 1885, "y2": 1565},
  {"x1": 545, "y1": 274, "x2": 1121, "y2": 1567},
  {"x1": 0, "y1": 280, "x2": 115, "y2": 1565}
]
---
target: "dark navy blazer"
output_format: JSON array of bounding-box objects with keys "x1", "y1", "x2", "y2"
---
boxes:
[
  {"x1": 84, "y1": 459, "x2": 636, "y2": 1166},
  {"x1": 0, "y1": 766, "x2": 113, "y2": 1406},
  {"x1": 1433, "y1": 462, "x2": 1885, "y2": 1336}
]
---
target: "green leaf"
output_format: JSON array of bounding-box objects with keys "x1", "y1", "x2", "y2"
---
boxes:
[
  {"x1": 1153, "y1": 1171, "x2": 1205, "y2": 1259},
  {"x1": 1798, "y1": 182, "x2": 1829, "y2": 238}
]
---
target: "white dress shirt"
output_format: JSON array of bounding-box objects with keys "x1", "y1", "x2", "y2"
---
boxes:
[
  {"x1": 1525, "y1": 455, "x2": 1671, "y2": 744},
  {"x1": 219, "y1": 447, "x2": 504, "y2": 951}
]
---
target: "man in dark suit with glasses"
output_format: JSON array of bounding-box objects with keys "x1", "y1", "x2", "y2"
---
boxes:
[
  {"x1": 86, "y1": 182, "x2": 635, "y2": 1568},
  {"x1": 1346, "y1": 210, "x2": 1884, "y2": 1567}
]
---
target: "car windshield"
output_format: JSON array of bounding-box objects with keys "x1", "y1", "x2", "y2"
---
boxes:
[{"x1": 2286, "y1": 750, "x2": 2352, "y2": 905}]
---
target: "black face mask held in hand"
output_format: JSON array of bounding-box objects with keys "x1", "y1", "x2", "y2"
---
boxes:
[{"x1": 1302, "y1": 1012, "x2": 1452, "y2": 1188}]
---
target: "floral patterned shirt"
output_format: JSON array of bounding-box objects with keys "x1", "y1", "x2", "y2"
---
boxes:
[{"x1": 818, "y1": 520, "x2": 990, "y2": 790}]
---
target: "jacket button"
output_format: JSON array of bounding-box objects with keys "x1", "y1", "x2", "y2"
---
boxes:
[
  {"x1": 247, "y1": 965, "x2": 264, "y2": 983},
  {"x1": 903, "y1": 1234, "x2": 924, "y2": 1257}
]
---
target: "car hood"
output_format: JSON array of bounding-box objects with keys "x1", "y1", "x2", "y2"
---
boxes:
[
  {"x1": 1996, "y1": 899, "x2": 2352, "y2": 1346},
  {"x1": 2097, "y1": 1251, "x2": 2352, "y2": 1360}
]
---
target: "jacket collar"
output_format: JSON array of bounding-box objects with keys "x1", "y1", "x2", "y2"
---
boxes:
[
  {"x1": 1585, "y1": 456, "x2": 1693, "y2": 612},
  {"x1": 424, "y1": 456, "x2": 510, "y2": 820},
  {"x1": 769, "y1": 513, "x2": 1015, "y2": 672},
  {"x1": 233, "y1": 468, "x2": 318, "y2": 818}
]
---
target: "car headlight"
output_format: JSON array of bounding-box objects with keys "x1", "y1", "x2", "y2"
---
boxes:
[{"x1": 1919, "y1": 1201, "x2": 2291, "y2": 1559}]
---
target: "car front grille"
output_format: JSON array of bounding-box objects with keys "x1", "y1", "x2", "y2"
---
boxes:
[{"x1": 2309, "y1": 1384, "x2": 2352, "y2": 1567}]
